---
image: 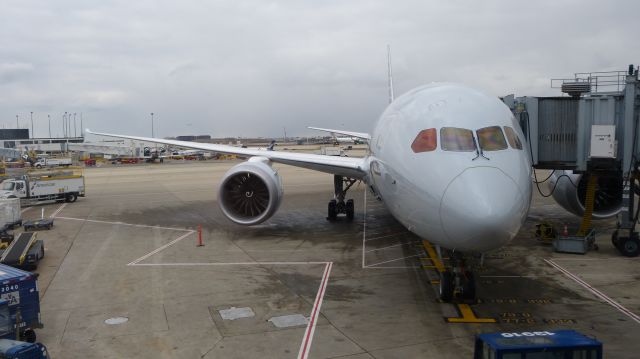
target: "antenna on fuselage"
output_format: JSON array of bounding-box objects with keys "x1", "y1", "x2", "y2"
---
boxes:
[{"x1": 387, "y1": 44, "x2": 395, "y2": 104}]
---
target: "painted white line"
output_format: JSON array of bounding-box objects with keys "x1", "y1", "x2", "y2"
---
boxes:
[
  {"x1": 298, "y1": 262, "x2": 332, "y2": 359},
  {"x1": 130, "y1": 261, "x2": 330, "y2": 266},
  {"x1": 365, "y1": 254, "x2": 421, "y2": 268},
  {"x1": 364, "y1": 232, "x2": 406, "y2": 242},
  {"x1": 365, "y1": 241, "x2": 421, "y2": 253},
  {"x1": 50, "y1": 203, "x2": 67, "y2": 218},
  {"x1": 544, "y1": 259, "x2": 640, "y2": 324},
  {"x1": 363, "y1": 266, "x2": 423, "y2": 269},
  {"x1": 128, "y1": 230, "x2": 195, "y2": 265},
  {"x1": 362, "y1": 189, "x2": 367, "y2": 268},
  {"x1": 56, "y1": 216, "x2": 190, "y2": 231}
]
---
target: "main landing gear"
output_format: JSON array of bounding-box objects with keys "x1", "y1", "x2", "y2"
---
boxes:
[
  {"x1": 438, "y1": 252, "x2": 477, "y2": 302},
  {"x1": 611, "y1": 230, "x2": 640, "y2": 257},
  {"x1": 327, "y1": 175, "x2": 357, "y2": 221}
]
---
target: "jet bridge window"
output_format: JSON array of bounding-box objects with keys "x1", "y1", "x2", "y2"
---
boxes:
[
  {"x1": 504, "y1": 126, "x2": 523, "y2": 150},
  {"x1": 411, "y1": 128, "x2": 437, "y2": 153},
  {"x1": 477, "y1": 126, "x2": 508, "y2": 151},
  {"x1": 440, "y1": 127, "x2": 475, "y2": 152}
]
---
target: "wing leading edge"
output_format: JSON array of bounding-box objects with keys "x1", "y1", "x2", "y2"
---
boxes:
[{"x1": 85, "y1": 129, "x2": 368, "y2": 179}]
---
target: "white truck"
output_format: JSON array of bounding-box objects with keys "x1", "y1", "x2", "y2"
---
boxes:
[
  {"x1": 33, "y1": 157, "x2": 72, "y2": 169},
  {"x1": 0, "y1": 173, "x2": 85, "y2": 204}
]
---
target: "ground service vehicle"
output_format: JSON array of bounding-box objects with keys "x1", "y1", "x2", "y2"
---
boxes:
[
  {"x1": 0, "y1": 265, "x2": 43, "y2": 344},
  {"x1": 0, "y1": 232, "x2": 45, "y2": 270},
  {"x1": 474, "y1": 330, "x2": 602, "y2": 359},
  {"x1": 0, "y1": 299, "x2": 49, "y2": 358},
  {"x1": 0, "y1": 199, "x2": 22, "y2": 230},
  {"x1": 0, "y1": 172, "x2": 85, "y2": 204},
  {"x1": 33, "y1": 158, "x2": 71, "y2": 169}
]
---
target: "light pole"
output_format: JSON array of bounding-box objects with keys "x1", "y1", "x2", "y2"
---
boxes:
[
  {"x1": 73, "y1": 113, "x2": 77, "y2": 137},
  {"x1": 48, "y1": 114, "x2": 51, "y2": 138},
  {"x1": 63, "y1": 112, "x2": 67, "y2": 137},
  {"x1": 80, "y1": 113, "x2": 83, "y2": 138},
  {"x1": 15, "y1": 115, "x2": 18, "y2": 129},
  {"x1": 151, "y1": 112, "x2": 154, "y2": 137},
  {"x1": 30, "y1": 112, "x2": 33, "y2": 138}
]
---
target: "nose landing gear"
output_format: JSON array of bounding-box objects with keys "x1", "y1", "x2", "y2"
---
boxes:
[
  {"x1": 327, "y1": 175, "x2": 357, "y2": 220},
  {"x1": 438, "y1": 252, "x2": 477, "y2": 302}
]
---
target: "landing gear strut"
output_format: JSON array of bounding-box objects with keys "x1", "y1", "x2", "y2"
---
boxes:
[
  {"x1": 327, "y1": 175, "x2": 357, "y2": 220},
  {"x1": 438, "y1": 252, "x2": 476, "y2": 302}
]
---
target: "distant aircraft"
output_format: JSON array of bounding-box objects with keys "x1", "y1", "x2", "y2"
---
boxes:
[{"x1": 87, "y1": 82, "x2": 533, "y2": 301}]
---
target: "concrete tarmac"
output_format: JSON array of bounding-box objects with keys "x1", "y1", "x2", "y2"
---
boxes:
[{"x1": 19, "y1": 161, "x2": 639, "y2": 358}]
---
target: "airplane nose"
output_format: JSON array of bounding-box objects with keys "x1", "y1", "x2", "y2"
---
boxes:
[{"x1": 440, "y1": 167, "x2": 527, "y2": 251}]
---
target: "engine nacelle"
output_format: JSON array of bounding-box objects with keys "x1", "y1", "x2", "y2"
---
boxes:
[
  {"x1": 218, "y1": 157, "x2": 283, "y2": 225},
  {"x1": 548, "y1": 170, "x2": 622, "y2": 219}
]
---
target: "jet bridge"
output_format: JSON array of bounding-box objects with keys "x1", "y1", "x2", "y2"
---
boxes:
[{"x1": 502, "y1": 65, "x2": 640, "y2": 257}]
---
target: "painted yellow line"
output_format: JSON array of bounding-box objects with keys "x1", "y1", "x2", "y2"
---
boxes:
[
  {"x1": 422, "y1": 240, "x2": 445, "y2": 273},
  {"x1": 446, "y1": 304, "x2": 496, "y2": 323}
]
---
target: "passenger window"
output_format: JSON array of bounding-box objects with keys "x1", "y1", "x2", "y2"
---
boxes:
[
  {"x1": 411, "y1": 128, "x2": 437, "y2": 153},
  {"x1": 477, "y1": 126, "x2": 508, "y2": 151},
  {"x1": 440, "y1": 127, "x2": 475, "y2": 152},
  {"x1": 16, "y1": 183, "x2": 23, "y2": 190},
  {"x1": 504, "y1": 126, "x2": 523, "y2": 150}
]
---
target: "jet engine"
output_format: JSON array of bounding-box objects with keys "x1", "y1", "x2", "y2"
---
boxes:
[
  {"x1": 218, "y1": 157, "x2": 283, "y2": 225},
  {"x1": 548, "y1": 170, "x2": 623, "y2": 219}
]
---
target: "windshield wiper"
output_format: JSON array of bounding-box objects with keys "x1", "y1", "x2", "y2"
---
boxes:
[{"x1": 472, "y1": 136, "x2": 490, "y2": 161}]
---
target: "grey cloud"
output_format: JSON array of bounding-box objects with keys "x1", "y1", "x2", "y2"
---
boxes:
[{"x1": 1, "y1": 1, "x2": 639, "y2": 138}]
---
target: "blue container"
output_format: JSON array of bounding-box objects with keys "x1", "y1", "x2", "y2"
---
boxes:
[{"x1": 0, "y1": 265, "x2": 42, "y2": 341}]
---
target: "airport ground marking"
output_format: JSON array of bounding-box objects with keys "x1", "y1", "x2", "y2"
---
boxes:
[
  {"x1": 49, "y1": 203, "x2": 67, "y2": 218},
  {"x1": 56, "y1": 215, "x2": 334, "y2": 358},
  {"x1": 544, "y1": 259, "x2": 640, "y2": 324},
  {"x1": 56, "y1": 216, "x2": 192, "y2": 231},
  {"x1": 361, "y1": 190, "x2": 366, "y2": 268},
  {"x1": 298, "y1": 262, "x2": 332, "y2": 359},
  {"x1": 446, "y1": 304, "x2": 497, "y2": 324}
]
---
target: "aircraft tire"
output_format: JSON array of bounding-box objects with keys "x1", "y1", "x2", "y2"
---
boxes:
[
  {"x1": 461, "y1": 271, "x2": 476, "y2": 301},
  {"x1": 619, "y1": 236, "x2": 640, "y2": 257},
  {"x1": 439, "y1": 271, "x2": 454, "y2": 302},
  {"x1": 346, "y1": 199, "x2": 354, "y2": 220},
  {"x1": 327, "y1": 200, "x2": 337, "y2": 220}
]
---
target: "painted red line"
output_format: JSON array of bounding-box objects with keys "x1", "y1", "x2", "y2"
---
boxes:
[
  {"x1": 298, "y1": 262, "x2": 332, "y2": 359},
  {"x1": 544, "y1": 259, "x2": 640, "y2": 324}
]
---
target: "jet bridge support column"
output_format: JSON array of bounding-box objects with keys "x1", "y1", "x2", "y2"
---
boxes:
[{"x1": 614, "y1": 71, "x2": 640, "y2": 257}]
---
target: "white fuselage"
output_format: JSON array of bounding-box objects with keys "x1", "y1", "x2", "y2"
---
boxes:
[{"x1": 366, "y1": 83, "x2": 532, "y2": 252}]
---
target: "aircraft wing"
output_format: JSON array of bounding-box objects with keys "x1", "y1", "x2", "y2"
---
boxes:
[
  {"x1": 308, "y1": 127, "x2": 371, "y2": 140},
  {"x1": 86, "y1": 129, "x2": 367, "y2": 179}
]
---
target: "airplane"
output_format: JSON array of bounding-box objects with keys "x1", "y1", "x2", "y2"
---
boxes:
[{"x1": 87, "y1": 82, "x2": 533, "y2": 302}]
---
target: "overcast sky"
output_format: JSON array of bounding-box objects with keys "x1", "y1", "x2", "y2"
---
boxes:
[{"x1": 2, "y1": 1, "x2": 639, "y2": 139}]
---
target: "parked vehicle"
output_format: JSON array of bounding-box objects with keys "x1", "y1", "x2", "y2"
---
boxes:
[
  {"x1": 33, "y1": 158, "x2": 72, "y2": 169},
  {"x1": 474, "y1": 330, "x2": 602, "y2": 359},
  {"x1": 0, "y1": 265, "x2": 44, "y2": 344},
  {"x1": 0, "y1": 172, "x2": 85, "y2": 204}
]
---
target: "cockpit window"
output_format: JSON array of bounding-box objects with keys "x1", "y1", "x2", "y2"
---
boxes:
[
  {"x1": 440, "y1": 127, "x2": 475, "y2": 152},
  {"x1": 411, "y1": 128, "x2": 437, "y2": 153},
  {"x1": 476, "y1": 126, "x2": 508, "y2": 151},
  {"x1": 504, "y1": 126, "x2": 523, "y2": 150}
]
